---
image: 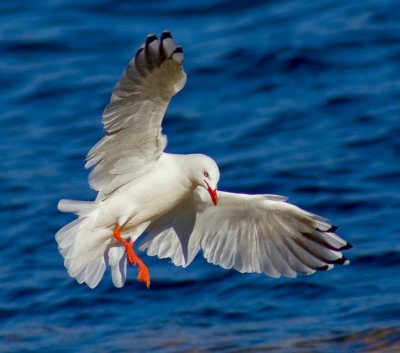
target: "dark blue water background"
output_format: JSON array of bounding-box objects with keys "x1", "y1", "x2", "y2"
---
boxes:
[{"x1": 1, "y1": 1, "x2": 399, "y2": 352}]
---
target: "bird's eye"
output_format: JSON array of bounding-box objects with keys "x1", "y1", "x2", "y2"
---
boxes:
[{"x1": 203, "y1": 171, "x2": 209, "y2": 178}]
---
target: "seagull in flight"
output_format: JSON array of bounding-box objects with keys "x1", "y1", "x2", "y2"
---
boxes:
[{"x1": 56, "y1": 32, "x2": 352, "y2": 289}]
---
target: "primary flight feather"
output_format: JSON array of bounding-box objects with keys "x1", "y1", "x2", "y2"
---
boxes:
[{"x1": 56, "y1": 32, "x2": 352, "y2": 289}]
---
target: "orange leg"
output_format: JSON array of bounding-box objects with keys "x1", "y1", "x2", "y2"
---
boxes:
[{"x1": 113, "y1": 224, "x2": 150, "y2": 289}]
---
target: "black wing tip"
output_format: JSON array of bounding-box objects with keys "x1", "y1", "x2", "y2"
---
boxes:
[
  {"x1": 316, "y1": 265, "x2": 330, "y2": 271},
  {"x1": 135, "y1": 46, "x2": 144, "y2": 58},
  {"x1": 301, "y1": 231, "x2": 343, "y2": 252},
  {"x1": 331, "y1": 256, "x2": 348, "y2": 265},
  {"x1": 341, "y1": 242, "x2": 354, "y2": 250},
  {"x1": 317, "y1": 257, "x2": 349, "y2": 270},
  {"x1": 172, "y1": 46, "x2": 183, "y2": 54},
  {"x1": 316, "y1": 225, "x2": 338, "y2": 233},
  {"x1": 327, "y1": 225, "x2": 338, "y2": 233},
  {"x1": 146, "y1": 34, "x2": 158, "y2": 45},
  {"x1": 161, "y1": 31, "x2": 172, "y2": 40}
]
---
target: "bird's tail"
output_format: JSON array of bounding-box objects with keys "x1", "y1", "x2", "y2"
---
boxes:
[{"x1": 56, "y1": 199, "x2": 127, "y2": 289}]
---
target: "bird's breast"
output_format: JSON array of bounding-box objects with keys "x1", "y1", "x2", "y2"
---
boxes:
[{"x1": 103, "y1": 162, "x2": 192, "y2": 229}]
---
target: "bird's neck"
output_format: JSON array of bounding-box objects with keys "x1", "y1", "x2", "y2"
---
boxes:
[{"x1": 162, "y1": 153, "x2": 201, "y2": 190}]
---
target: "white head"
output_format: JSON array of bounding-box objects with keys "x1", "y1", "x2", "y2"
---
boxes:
[{"x1": 189, "y1": 154, "x2": 220, "y2": 206}]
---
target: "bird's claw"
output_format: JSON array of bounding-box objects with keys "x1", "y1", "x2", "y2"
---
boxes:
[
  {"x1": 138, "y1": 264, "x2": 151, "y2": 289},
  {"x1": 125, "y1": 240, "x2": 151, "y2": 288},
  {"x1": 113, "y1": 224, "x2": 150, "y2": 288}
]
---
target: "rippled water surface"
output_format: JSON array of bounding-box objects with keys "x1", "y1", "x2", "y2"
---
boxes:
[{"x1": 1, "y1": 1, "x2": 400, "y2": 352}]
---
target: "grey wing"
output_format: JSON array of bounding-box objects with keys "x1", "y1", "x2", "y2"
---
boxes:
[
  {"x1": 85, "y1": 32, "x2": 186, "y2": 195},
  {"x1": 140, "y1": 189, "x2": 352, "y2": 278}
]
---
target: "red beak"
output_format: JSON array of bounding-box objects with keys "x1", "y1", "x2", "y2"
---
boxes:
[{"x1": 207, "y1": 185, "x2": 218, "y2": 206}]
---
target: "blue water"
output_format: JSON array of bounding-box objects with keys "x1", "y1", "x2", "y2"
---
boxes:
[{"x1": 1, "y1": 0, "x2": 400, "y2": 352}]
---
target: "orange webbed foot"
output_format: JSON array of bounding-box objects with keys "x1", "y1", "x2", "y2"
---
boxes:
[
  {"x1": 137, "y1": 264, "x2": 151, "y2": 289},
  {"x1": 113, "y1": 224, "x2": 151, "y2": 289}
]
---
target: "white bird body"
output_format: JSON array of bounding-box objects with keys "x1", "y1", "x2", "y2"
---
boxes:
[
  {"x1": 56, "y1": 32, "x2": 351, "y2": 289},
  {"x1": 95, "y1": 153, "x2": 194, "y2": 229}
]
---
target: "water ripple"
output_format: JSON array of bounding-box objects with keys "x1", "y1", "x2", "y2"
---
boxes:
[{"x1": 1, "y1": 0, "x2": 399, "y2": 352}]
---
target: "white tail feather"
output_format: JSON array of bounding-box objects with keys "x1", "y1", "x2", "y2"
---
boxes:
[
  {"x1": 105, "y1": 246, "x2": 127, "y2": 288},
  {"x1": 56, "y1": 200, "x2": 114, "y2": 289},
  {"x1": 58, "y1": 199, "x2": 98, "y2": 217}
]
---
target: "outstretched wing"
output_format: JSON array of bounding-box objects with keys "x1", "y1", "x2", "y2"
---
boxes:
[
  {"x1": 85, "y1": 32, "x2": 186, "y2": 196},
  {"x1": 140, "y1": 189, "x2": 352, "y2": 278}
]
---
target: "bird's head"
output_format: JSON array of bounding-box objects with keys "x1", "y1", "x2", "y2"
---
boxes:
[{"x1": 191, "y1": 155, "x2": 220, "y2": 206}]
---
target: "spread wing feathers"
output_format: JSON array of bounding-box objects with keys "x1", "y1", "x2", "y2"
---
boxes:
[
  {"x1": 85, "y1": 32, "x2": 187, "y2": 195},
  {"x1": 140, "y1": 189, "x2": 352, "y2": 278}
]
